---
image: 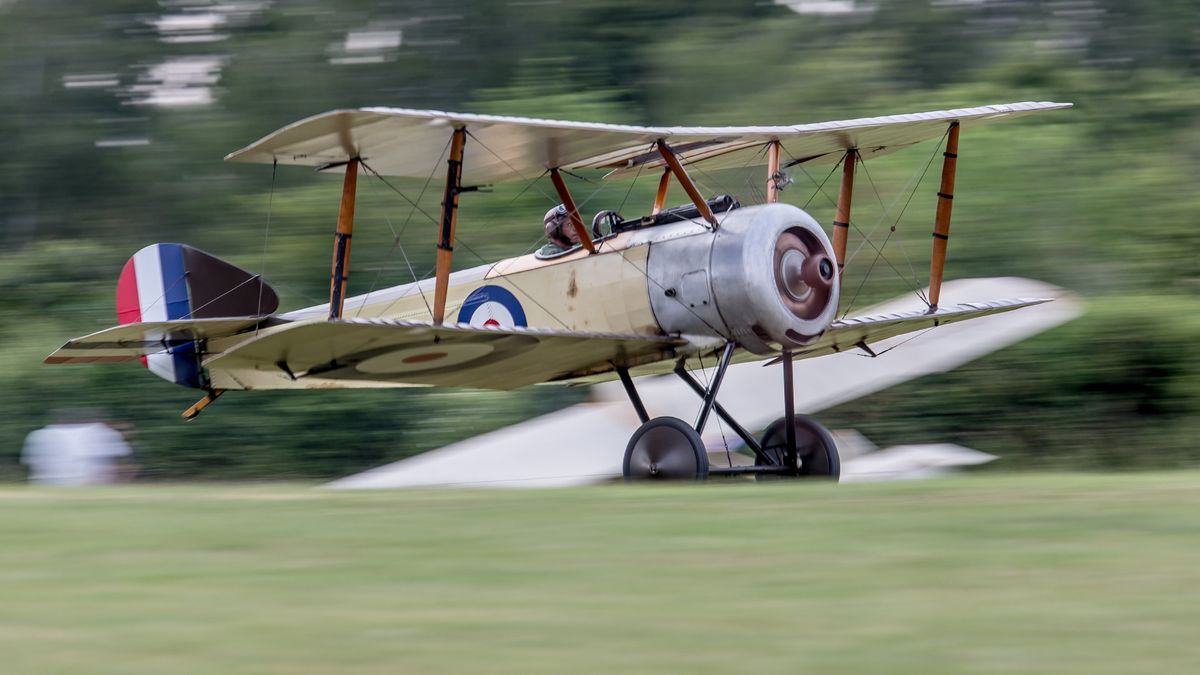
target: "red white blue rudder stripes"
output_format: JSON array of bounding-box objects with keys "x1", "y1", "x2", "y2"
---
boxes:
[
  {"x1": 116, "y1": 243, "x2": 203, "y2": 388},
  {"x1": 115, "y1": 242, "x2": 279, "y2": 389}
]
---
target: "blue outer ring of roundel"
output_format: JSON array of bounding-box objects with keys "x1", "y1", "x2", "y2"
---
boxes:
[{"x1": 456, "y1": 285, "x2": 528, "y2": 327}]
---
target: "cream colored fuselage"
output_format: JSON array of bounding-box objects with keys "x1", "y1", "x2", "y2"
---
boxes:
[
  {"x1": 201, "y1": 220, "x2": 712, "y2": 390},
  {"x1": 281, "y1": 220, "x2": 710, "y2": 333}
]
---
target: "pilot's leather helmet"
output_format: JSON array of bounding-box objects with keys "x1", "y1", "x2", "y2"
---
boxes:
[{"x1": 543, "y1": 204, "x2": 578, "y2": 248}]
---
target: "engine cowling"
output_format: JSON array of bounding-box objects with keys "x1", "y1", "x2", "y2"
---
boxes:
[{"x1": 645, "y1": 203, "x2": 839, "y2": 354}]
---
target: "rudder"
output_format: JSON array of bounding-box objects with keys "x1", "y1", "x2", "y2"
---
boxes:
[{"x1": 116, "y1": 243, "x2": 278, "y2": 388}]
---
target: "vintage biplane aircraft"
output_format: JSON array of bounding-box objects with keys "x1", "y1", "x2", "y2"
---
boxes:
[{"x1": 47, "y1": 101, "x2": 1071, "y2": 481}]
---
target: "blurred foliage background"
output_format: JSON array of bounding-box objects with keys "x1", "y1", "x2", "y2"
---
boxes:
[{"x1": 1, "y1": 0, "x2": 1197, "y2": 480}]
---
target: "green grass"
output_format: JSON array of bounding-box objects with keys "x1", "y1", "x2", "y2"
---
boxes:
[{"x1": 3, "y1": 473, "x2": 1200, "y2": 674}]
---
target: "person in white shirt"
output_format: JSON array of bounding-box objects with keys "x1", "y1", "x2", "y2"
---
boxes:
[{"x1": 21, "y1": 420, "x2": 132, "y2": 486}]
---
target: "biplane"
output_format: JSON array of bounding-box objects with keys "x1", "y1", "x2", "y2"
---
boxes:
[{"x1": 47, "y1": 100, "x2": 1071, "y2": 481}]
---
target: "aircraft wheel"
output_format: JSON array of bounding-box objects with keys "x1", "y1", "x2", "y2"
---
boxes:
[
  {"x1": 755, "y1": 415, "x2": 840, "y2": 480},
  {"x1": 623, "y1": 417, "x2": 709, "y2": 481}
]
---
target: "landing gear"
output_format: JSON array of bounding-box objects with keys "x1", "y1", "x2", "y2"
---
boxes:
[
  {"x1": 623, "y1": 417, "x2": 709, "y2": 481},
  {"x1": 755, "y1": 415, "x2": 840, "y2": 480},
  {"x1": 615, "y1": 342, "x2": 840, "y2": 482}
]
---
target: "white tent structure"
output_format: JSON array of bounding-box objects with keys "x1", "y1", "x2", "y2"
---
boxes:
[
  {"x1": 330, "y1": 277, "x2": 1080, "y2": 489},
  {"x1": 840, "y1": 443, "x2": 998, "y2": 483}
]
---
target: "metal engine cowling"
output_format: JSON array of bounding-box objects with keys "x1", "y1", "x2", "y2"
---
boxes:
[{"x1": 645, "y1": 203, "x2": 839, "y2": 354}]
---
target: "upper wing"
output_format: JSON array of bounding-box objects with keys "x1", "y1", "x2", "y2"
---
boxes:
[
  {"x1": 45, "y1": 318, "x2": 265, "y2": 364},
  {"x1": 225, "y1": 102, "x2": 1071, "y2": 183},
  {"x1": 795, "y1": 297, "x2": 1052, "y2": 361},
  {"x1": 203, "y1": 319, "x2": 685, "y2": 391}
]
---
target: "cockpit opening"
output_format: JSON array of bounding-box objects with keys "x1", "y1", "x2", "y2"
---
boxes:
[{"x1": 535, "y1": 195, "x2": 740, "y2": 260}]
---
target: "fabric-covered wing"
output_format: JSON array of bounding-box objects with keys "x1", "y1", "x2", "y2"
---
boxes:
[
  {"x1": 600, "y1": 102, "x2": 1072, "y2": 178},
  {"x1": 225, "y1": 102, "x2": 1071, "y2": 183},
  {"x1": 45, "y1": 318, "x2": 265, "y2": 364},
  {"x1": 225, "y1": 108, "x2": 663, "y2": 185},
  {"x1": 203, "y1": 319, "x2": 684, "y2": 391},
  {"x1": 794, "y1": 297, "x2": 1051, "y2": 361}
]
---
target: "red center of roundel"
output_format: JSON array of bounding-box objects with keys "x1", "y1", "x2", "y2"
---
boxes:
[
  {"x1": 401, "y1": 351, "x2": 449, "y2": 364},
  {"x1": 483, "y1": 318, "x2": 501, "y2": 328}
]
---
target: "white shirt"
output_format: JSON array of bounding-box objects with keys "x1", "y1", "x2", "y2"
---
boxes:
[{"x1": 21, "y1": 423, "x2": 131, "y2": 486}]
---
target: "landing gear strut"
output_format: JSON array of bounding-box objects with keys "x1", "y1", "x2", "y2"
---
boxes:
[{"x1": 619, "y1": 343, "x2": 839, "y2": 481}]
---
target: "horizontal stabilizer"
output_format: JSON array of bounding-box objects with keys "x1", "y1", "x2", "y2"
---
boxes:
[
  {"x1": 799, "y1": 297, "x2": 1052, "y2": 360},
  {"x1": 204, "y1": 319, "x2": 685, "y2": 391},
  {"x1": 45, "y1": 318, "x2": 266, "y2": 364}
]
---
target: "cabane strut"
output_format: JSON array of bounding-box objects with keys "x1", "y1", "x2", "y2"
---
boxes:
[
  {"x1": 548, "y1": 168, "x2": 596, "y2": 254},
  {"x1": 652, "y1": 168, "x2": 672, "y2": 214},
  {"x1": 656, "y1": 140, "x2": 718, "y2": 227},
  {"x1": 766, "y1": 140, "x2": 782, "y2": 204}
]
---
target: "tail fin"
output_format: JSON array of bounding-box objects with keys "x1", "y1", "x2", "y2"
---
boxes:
[{"x1": 115, "y1": 243, "x2": 278, "y2": 388}]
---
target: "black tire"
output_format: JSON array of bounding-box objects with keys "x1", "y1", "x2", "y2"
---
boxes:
[
  {"x1": 755, "y1": 415, "x2": 840, "y2": 480},
  {"x1": 623, "y1": 416, "x2": 710, "y2": 481}
]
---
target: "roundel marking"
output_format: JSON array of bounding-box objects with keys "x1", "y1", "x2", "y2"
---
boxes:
[
  {"x1": 456, "y1": 285, "x2": 527, "y2": 329},
  {"x1": 356, "y1": 343, "x2": 496, "y2": 375},
  {"x1": 402, "y1": 351, "x2": 449, "y2": 364}
]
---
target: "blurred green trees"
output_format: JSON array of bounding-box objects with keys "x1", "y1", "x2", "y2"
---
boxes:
[{"x1": 1, "y1": 0, "x2": 1197, "y2": 479}]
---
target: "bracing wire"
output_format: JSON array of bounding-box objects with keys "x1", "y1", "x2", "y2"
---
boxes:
[
  {"x1": 800, "y1": 159, "x2": 842, "y2": 210},
  {"x1": 783, "y1": 144, "x2": 936, "y2": 315},
  {"x1": 358, "y1": 142, "x2": 448, "y2": 319},
  {"x1": 464, "y1": 129, "x2": 561, "y2": 205},
  {"x1": 844, "y1": 129, "x2": 949, "y2": 272},
  {"x1": 738, "y1": 143, "x2": 775, "y2": 206},
  {"x1": 357, "y1": 170, "x2": 434, "y2": 320},
  {"x1": 395, "y1": 136, "x2": 451, "y2": 242},
  {"x1": 254, "y1": 158, "x2": 278, "y2": 334},
  {"x1": 795, "y1": 158, "x2": 924, "y2": 299},
  {"x1": 691, "y1": 351, "x2": 735, "y2": 469},
  {"x1": 838, "y1": 129, "x2": 949, "y2": 316},
  {"x1": 451, "y1": 234, "x2": 574, "y2": 330},
  {"x1": 191, "y1": 275, "x2": 262, "y2": 318},
  {"x1": 616, "y1": 146, "x2": 651, "y2": 214},
  {"x1": 870, "y1": 325, "x2": 939, "y2": 357},
  {"x1": 858, "y1": 157, "x2": 925, "y2": 299},
  {"x1": 270, "y1": 282, "x2": 324, "y2": 308},
  {"x1": 359, "y1": 161, "x2": 441, "y2": 227}
]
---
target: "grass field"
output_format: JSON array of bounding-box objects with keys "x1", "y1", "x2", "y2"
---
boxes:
[{"x1": 3, "y1": 473, "x2": 1200, "y2": 674}]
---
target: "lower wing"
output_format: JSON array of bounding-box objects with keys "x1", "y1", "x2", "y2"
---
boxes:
[
  {"x1": 794, "y1": 297, "x2": 1052, "y2": 360},
  {"x1": 203, "y1": 319, "x2": 686, "y2": 391},
  {"x1": 45, "y1": 298, "x2": 1048, "y2": 390}
]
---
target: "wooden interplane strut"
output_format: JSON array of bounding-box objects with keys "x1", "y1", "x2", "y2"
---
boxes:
[
  {"x1": 832, "y1": 150, "x2": 856, "y2": 275},
  {"x1": 655, "y1": 140, "x2": 718, "y2": 227},
  {"x1": 927, "y1": 122, "x2": 960, "y2": 311},
  {"x1": 548, "y1": 168, "x2": 596, "y2": 254},
  {"x1": 432, "y1": 128, "x2": 467, "y2": 325},
  {"x1": 328, "y1": 158, "x2": 359, "y2": 319},
  {"x1": 766, "y1": 140, "x2": 782, "y2": 204},
  {"x1": 652, "y1": 168, "x2": 671, "y2": 214}
]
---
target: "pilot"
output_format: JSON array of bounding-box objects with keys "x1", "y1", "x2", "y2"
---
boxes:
[{"x1": 543, "y1": 204, "x2": 580, "y2": 251}]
